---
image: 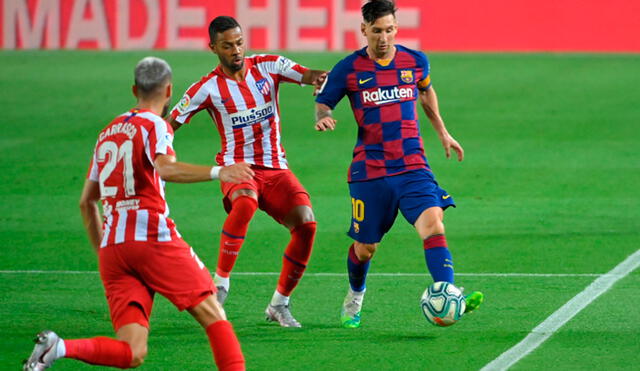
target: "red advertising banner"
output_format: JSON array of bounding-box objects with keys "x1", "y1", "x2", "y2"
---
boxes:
[{"x1": 2, "y1": 0, "x2": 639, "y2": 52}]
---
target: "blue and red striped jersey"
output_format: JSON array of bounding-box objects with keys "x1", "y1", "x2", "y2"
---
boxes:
[{"x1": 316, "y1": 45, "x2": 433, "y2": 182}]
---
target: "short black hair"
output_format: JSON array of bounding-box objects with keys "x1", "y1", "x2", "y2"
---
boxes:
[
  {"x1": 209, "y1": 16, "x2": 241, "y2": 43},
  {"x1": 361, "y1": 0, "x2": 397, "y2": 24}
]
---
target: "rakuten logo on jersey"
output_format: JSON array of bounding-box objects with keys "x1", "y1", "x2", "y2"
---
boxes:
[
  {"x1": 229, "y1": 102, "x2": 275, "y2": 128},
  {"x1": 361, "y1": 86, "x2": 414, "y2": 106}
]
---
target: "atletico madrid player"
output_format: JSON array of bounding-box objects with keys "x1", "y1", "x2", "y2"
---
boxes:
[
  {"x1": 169, "y1": 16, "x2": 327, "y2": 327},
  {"x1": 314, "y1": 0, "x2": 483, "y2": 328},
  {"x1": 24, "y1": 57, "x2": 251, "y2": 370}
]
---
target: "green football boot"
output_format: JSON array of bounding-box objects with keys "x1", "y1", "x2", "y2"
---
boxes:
[
  {"x1": 341, "y1": 311, "x2": 362, "y2": 329},
  {"x1": 464, "y1": 291, "x2": 484, "y2": 314},
  {"x1": 341, "y1": 288, "x2": 365, "y2": 328}
]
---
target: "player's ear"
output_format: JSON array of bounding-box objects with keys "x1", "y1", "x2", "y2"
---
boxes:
[
  {"x1": 208, "y1": 42, "x2": 216, "y2": 53},
  {"x1": 361, "y1": 23, "x2": 366, "y2": 36},
  {"x1": 165, "y1": 83, "x2": 172, "y2": 99},
  {"x1": 132, "y1": 85, "x2": 138, "y2": 99}
]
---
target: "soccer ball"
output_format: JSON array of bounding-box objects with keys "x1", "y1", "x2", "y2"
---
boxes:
[{"x1": 420, "y1": 281, "x2": 466, "y2": 327}]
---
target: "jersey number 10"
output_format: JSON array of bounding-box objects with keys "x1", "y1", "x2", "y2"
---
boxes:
[
  {"x1": 98, "y1": 140, "x2": 136, "y2": 197},
  {"x1": 351, "y1": 197, "x2": 365, "y2": 222}
]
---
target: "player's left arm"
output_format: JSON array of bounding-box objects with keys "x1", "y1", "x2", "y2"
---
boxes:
[
  {"x1": 79, "y1": 179, "x2": 102, "y2": 254},
  {"x1": 153, "y1": 155, "x2": 254, "y2": 184},
  {"x1": 419, "y1": 86, "x2": 464, "y2": 161}
]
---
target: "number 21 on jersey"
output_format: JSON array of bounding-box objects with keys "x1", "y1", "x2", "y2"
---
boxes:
[
  {"x1": 351, "y1": 197, "x2": 365, "y2": 222},
  {"x1": 97, "y1": 140, "x2": 135, "y2": 197}
]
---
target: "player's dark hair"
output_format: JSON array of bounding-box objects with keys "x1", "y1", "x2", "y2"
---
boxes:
[
  {"x1": 209, "y1": 16, "x2": 241, "y2": 43},
  {"x1": 134, "y1": 57, "x2": 172, "y2": 97},
  {"x1": 361, "y1": 0, "x2": 397, "y2": 24}
]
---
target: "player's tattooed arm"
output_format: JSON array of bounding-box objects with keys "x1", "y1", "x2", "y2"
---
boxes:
[
  {"x1": 419, "y1": 87, "x2": 464, "y2": 161},
  {"x1": 79, "y1": 179, "x2": 103, "y2": 253},
  {"x1": 315, "y1": 103, "x2": 337, "y2": 131}
]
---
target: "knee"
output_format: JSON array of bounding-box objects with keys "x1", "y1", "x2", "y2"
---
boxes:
[
  {"x1": 284, "y1": 206, "x2": 315, "y2": 230},
  {"x1": 419, "y1": 217, "x2": 445, "y2": 239},
  {"x1": 354, "y1": 242, "x2": 377, "y2": 261},
  {"x1": 426, "y1": 219, "x2": 445, "y2": 237},
  {"x1": 129, "y1": 344, "x2": 147, "y2": 368}
]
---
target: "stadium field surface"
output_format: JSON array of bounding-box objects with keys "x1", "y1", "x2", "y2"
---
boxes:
[{"x1": 1, "y1": 51, "x2": 639, "y2": 370}]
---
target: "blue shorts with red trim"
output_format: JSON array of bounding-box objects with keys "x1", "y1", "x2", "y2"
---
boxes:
[{"x1": 347, "y1": 169, "x2": 455, "y2": 244}]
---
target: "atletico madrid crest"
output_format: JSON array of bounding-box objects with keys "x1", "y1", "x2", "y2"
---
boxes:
[
  {"x1": 401, "y1": 70, "x2": 414, "y2": 84},
  {"x1": 256, "y1": 78, "x2": 271, "y2": 95}
]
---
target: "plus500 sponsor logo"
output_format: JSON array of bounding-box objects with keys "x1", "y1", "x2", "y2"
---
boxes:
[
  {"x1": 230, "y1": 103, "x2": 275, "y2": 128},
  {"x1": 361, "y1": 86, "x2": 414, "y2": 105}
]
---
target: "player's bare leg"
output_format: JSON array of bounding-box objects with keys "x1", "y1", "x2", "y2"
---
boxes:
[
  {"x1": 215, "y1": 189, "x2": 258, "y2": 305},
  {"x1": 414, "y1": 206, "x2": 483, "y2": 313},
  {"x1": 341, "y1": 241, "x2": 377, "y2": 328},
  {"x1": 265, "y1": 205, "x2": 316, "y2": 328},
  {"x1": 188, "y1": 295, "x2": 245, "y2": 370},
  {"x1": 116, "y1": 323, "x2": 149, "y2": 367}
]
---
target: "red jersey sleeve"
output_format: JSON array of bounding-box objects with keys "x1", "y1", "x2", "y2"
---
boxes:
[{"x1": 148, "y1": 119, "x2": 176, "y2": 161}]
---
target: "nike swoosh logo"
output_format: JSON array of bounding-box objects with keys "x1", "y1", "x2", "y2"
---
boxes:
[
  {"x1": 221, "y1": 97, "x2": 231, "y2": 104},
  {"x1": 359, "y1": 77, "x2": 373, "y2": 84},
  {"x1": 442, "y1": 195, "x2": 451, "y2": 199}
]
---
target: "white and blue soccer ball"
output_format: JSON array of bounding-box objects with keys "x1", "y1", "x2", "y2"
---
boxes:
[{"x1": 420, "y1": 281, "x2": 466, "y2": 327}]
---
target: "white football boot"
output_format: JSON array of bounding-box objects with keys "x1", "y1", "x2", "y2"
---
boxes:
[
  {"x1": 265, "y1": 304, "x2": 302, "y2": 328},
  {"x1": 23, "y1": 330, "x2": 61, "y2": 370}
]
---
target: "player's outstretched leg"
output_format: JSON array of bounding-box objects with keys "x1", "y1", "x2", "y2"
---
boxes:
[
  {"x1": 423, "y1": 233, "x2": 484, "y2": 314},
  {"x1": 215, "y1": 195, "x2": 258, "y2": 305},
  {"x1": 265, "y1": 221, "x2": 316, "y2": 328},
  {"x1": 23, "y1": 330, "x2": 137, "y2": 370},
  {"x1": 341, "y1": 243, "x2": 372, "y2": 328}
]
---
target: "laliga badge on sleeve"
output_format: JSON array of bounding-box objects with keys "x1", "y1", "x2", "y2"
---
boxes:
[{"x1": 177, "y1": 94, "x2": 191, "y2": 113}]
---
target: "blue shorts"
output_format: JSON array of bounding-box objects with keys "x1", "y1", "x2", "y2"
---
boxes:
[{"x1": 347, "y1": 169, "x2": 455, "y2": 244}]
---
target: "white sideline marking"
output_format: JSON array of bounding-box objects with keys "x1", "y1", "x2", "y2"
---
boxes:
[
  {"x1": 480, "y1": 249, "x2": 640, "y2": 371},
  {"x1": 0, "y1": 270, "x2": 606, "y2": 277}
]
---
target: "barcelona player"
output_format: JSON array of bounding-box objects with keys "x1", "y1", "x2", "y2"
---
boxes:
[
  {"x1": 24, "y1": 57, "x2": 249, "y2": 370},
  {"x1": 314, "y1": 0, "x2": 483, "y2": 328}
]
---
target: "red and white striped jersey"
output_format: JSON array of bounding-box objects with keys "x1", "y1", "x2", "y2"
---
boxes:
[
  {"x1": 87, "y1": 109, "x2": 182, "y2": 247},
  {"x1": 170, "y1": 54, "x2": 309, "y2": 169}
]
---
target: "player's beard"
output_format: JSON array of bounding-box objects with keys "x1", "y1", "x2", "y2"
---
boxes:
[{"x1": 224, "y1": 55, "x2": 244, "y2": 72}]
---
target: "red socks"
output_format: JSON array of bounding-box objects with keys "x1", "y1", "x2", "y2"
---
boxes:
[
  {"x1": 216, "y1": 196, "x2": 258, "y2": 277},
  {"x1": 206, "y1": 320, "x2": 245, "y2": 371},
  {"x1": 64, "y1": 337, "x2": 132, "y2": 369},
  {"x1": 277, "y1": 221, "x2": 316, "y2": 296}
]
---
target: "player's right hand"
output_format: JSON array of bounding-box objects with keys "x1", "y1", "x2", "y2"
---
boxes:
[
  {"x1": 315, "y1": 117, "x2": 337, "y2": 131},
  {"x1": 220, "y1": 162, "x2": 254, "y2": 183}
]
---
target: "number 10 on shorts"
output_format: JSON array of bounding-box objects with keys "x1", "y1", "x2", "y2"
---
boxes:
[{"x1": 351, "y1": 198, "x2": 365, "y2": 222}]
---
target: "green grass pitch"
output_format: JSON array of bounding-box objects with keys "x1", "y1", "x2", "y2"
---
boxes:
[{"x1": 1, "y1": 51, "x2": 639, "y2": 370}]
